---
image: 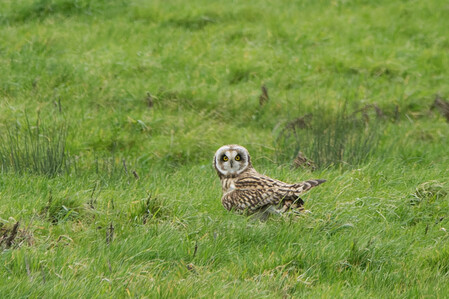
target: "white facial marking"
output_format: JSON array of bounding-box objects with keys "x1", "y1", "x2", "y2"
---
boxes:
[{"x1": 214, "y1": 144, "x2": 250, "y2": 176}]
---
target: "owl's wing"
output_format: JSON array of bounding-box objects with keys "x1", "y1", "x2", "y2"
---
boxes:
[
  {"x1": 221, "y1": 175, "x2": 325, "y2": 212},
  {"x1": 221, "y1": 184, "x2": 273, "y2": 211}
]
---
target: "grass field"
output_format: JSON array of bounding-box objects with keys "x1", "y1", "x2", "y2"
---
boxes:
[{"x1": 1, "y1": 0, "x2": 449, "y2": 297}]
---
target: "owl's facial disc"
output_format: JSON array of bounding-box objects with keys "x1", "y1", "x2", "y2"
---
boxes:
[{"x1": 214, "y1": 145, "x2": 250, "y2": 176}]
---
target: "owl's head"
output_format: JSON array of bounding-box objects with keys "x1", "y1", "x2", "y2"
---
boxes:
[{"x1": 213, "y1": 144, "x2": 253, "y2": 178}]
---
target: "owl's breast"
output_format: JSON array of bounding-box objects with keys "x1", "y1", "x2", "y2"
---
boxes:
[{"x1": 221, "y1": 177, "x2": 237, "y2": 193}]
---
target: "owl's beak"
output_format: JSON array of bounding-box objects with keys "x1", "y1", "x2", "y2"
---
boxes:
[{"x1": 230, "y1": 160, "x2": 234, "y2": 167}]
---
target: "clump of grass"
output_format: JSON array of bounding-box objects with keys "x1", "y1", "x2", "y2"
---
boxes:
[
  {"x1": 127, "y1": 194, "x2": 168, "y2": 224},
  {"x1": 0, "y1": 116, "x2": 69, "y2": 176},
  {"x1": 41, "y1": 193, "x2": 82, "y2": 224},
  {"x1": 275, "y1": 105, "x2": 381, "y2": 169},
  {"x1": 0, "y1": 221, "x2": 34, "y2": 250},
  {"x1": 413, "y1": 181, "x2": 447, "y2": 203}
]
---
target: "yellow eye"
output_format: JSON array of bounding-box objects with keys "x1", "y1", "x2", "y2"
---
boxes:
[
  {"x1": 222, "y1": 155, "x2": 228, "y2": 162},
  {"x1": 235, "y1": 155, "x2": 241, "y2": 161}
]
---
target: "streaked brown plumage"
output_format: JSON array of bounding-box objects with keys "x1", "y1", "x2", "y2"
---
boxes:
[{"x1": 213, "y1": 144, "x2": 326, "y2": 214}]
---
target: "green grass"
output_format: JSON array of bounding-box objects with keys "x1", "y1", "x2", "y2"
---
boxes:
[
  {"x1": 0, "y1": 115, "x2": 69, "y2": 176},
  {"x1": 1, "y1": 0, "x2": 449, "y2": 297}
]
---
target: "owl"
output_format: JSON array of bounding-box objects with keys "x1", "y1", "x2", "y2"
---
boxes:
[{"x1": 213, "y1": 144, "x2": 326, "y2": 214}]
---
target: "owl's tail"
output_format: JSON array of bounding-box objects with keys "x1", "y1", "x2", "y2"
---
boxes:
[
  {"x1": 291, "y1": 179, "x2": 326, "y2": 196},
  {"x1": 279, "y1": 179, "x2": 326, "y2": 212}
]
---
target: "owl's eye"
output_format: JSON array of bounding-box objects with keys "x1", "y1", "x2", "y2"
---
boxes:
[
  {"x1": 235, "y1": 155, "x2": 241, "y2": 161},
  {"x1": 222, "y1": 155, "x2": 228, "y2": 162}
]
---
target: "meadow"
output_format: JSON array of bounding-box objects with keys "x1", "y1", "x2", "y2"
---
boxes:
[{"x1": 1, "y1": 0, "x2": 449, "y2": 297}]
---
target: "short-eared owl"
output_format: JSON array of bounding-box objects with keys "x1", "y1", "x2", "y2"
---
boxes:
[{"x1": 213, "y1": 144, "x2": 325, "y2": 213}]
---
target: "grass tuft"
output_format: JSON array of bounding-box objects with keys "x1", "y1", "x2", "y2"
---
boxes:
[
  {"x1": 0, "y1": 221, "x2": 34, "y2": 250},
  {"x1": 127, "y1": 194, "x2": 169, "y2": 224},
  {"x1": 275, "y1": 105, "x2": 381, "y2": 168},
  {"x1": 414, "y1": 181, "x2": 447, "y2": 202},
  {"x1": 0, "y1": 117, "x2": 69, "y2": 176},
  {"x1": 41, "y1": 193, "x2": 82, "y2": 224}
]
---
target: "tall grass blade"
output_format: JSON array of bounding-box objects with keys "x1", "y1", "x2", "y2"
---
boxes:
[{"x1": 0, "y1": 117, "x2": 69, "y2": 176}]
